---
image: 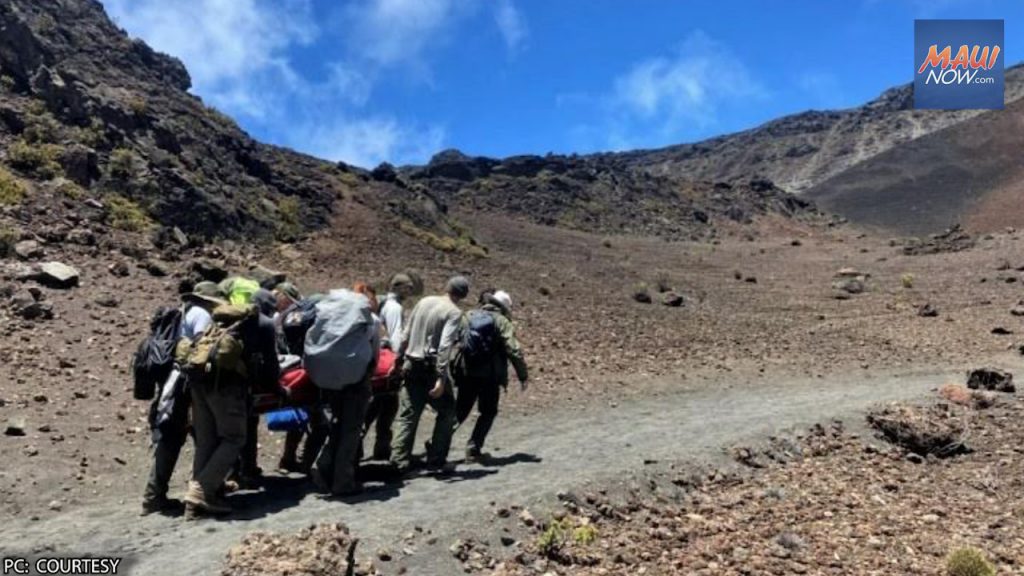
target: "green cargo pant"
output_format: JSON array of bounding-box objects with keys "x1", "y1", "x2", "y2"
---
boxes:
[
  {"x1": 390, "y1": 359, "x2": 456, "y2": 470},
  {"x1": 189, "y1": 376, "x2": 248, "y2": 496}
]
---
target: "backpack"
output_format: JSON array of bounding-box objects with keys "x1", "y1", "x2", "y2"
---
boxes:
[
  {"x1": 461, "y1": 309, "x2": 500, "y2": 364},
  {"x1": 218, "y1": 277, "x2": 260, "y2": 306},
  {"x1": 132, "y1": 306, "x2": 184, "y2": 400},
  {"x1": 175, "y1": 304, "x2": 254, "y2": 380},
  {"x1": 303, "y1": 289, "x2": 375, "y2": 390},
  {"x1": 281, "y1": 296, "x2": 323, "y2": 356}
]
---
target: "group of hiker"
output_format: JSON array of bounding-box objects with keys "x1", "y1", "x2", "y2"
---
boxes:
[{"x1": 132, "y1": 272, "x2": 528, "y2": 519}]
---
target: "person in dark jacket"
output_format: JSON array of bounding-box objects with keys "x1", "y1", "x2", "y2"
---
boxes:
[
  {"x1": 230, "y1": 289, "x2": 286, "y2": 489},
  {"x1": 455, "y1": 290, "x2": 528, "y2": 462}
]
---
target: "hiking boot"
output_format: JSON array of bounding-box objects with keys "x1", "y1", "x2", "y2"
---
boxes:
[
  {"x1": 465, "y1": 448, "x2": 490, "y2": 464},
  {"x1": 425, "y1": 461, "x2": 456, "y2": 475},
  {"x1": 278, "y1": 458, "x2": 302, "y2": 474},
  {"x1": 183, "y1": 481, "x2": 231, "y2": 519},
  {"x1": 140, "y1": 495, "x2": 182, "y2": 516}
]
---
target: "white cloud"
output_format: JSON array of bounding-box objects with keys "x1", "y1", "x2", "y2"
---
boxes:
[
  {"x1": 102, "y1": 0, "x2": 317, "y2": 118},
  {"x1": 293, "y1": 117, "x2": 446, "y2": 168},
  {"x1": 100, "y1": 0, "x2": 447, "y2": 167},
  {"x1": 612, "y1": 31, "x2": 765, "y2": 134},
  {"x1": 344, "y1": 0, "x2": 462, "y2": 67},
  {"x1": 494, "y1": 0, "x2": 528, "y2": 54},
  {"x1": 564, "y1": 31, "x2": 766, "y2": 152}
]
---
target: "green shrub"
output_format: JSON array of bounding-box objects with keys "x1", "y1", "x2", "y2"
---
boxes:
[
  {"x1": 536, "y1": 519, "x2": 570, "y2": 557},
  {"x1": 127, "y1": 96, "x2": 148, "y2": 116},
  {"x1": 78, "y1": 119, "x2": 107, "y2": 149},
  {"x1": 572, "y1": 524, "x2": 598, "y2": 546},
  {"x1": 947, "y1": 547, "x2": 995, "y2": 576},
  {"x1": 23, "y1": 111, "x2": 61, "y2": 143},
  {"x1": 55, "y1": 178, "x2": 85, "y2": 199},
  {"x1": 7, "y1": 139, "x2": 63, "y2": 179},
  {"x1": 901, "y1": 273, "x2": 915, "y2": 289},
  {"x1": 0, "y1": 225, "x2": 19, "y2": 257},
  {"x1": 0, "y1": 75, "x2": 15, "y2": 91},
  {"x1": 0, "y1": 167, "x2": 27, "y2": 205},
  {"x1": 108, "y1": 147, "x2": 136, "y2": 179},
  {"x1": 106, "y1": 194, "x2": 152, "y2": 231},
  {"x1": 399, "y1": 220, "x2": 488, "y2": 258},
  {"x1": 275, "y1": 196, "x2": 302, "y2": 241}
]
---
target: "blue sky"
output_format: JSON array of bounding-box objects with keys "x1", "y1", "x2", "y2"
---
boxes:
[{"x1": 100, "y1": 0, "x2": 1023, "y2": 168}]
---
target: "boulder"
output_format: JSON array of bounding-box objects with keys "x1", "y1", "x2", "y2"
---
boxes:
[
  {"x1": 107, "y1": 261, "x2": 130, "y2": 277},
  {"x1": 661, "y1": 291, "x2": 685, "y2": 307},
  {"x1": 832, "y1": 268, "x2": 868, "y2": 295},
  {"x1": 37, "y1": 261, "x2": 80, "y2": 288},
  {"x1": 189, "y1": 259, "x2": 228, "y2": 282},
  {"x1": 249, "y1": 265, "x2": 286, "y2": 288},
  {"x1": 917, "y1": 303, "x2": 938, "y2": 317},
  {"x1": 4, "y1": 416, "x2": 26, "y2": 436},
  {"x1": 14, "y1": 240, "x2": 43, "y2": 260},
  {"x1": 632, "y1": 289, "x2": 652, "y2": 304},
  {"x1": 939, "y1": 384, "x2": 996, "y2": 409},
  {"x1": 966, "y1": 368, "x2": 1015, "y2": 393},
  {"x1": 143, "y1": 260, "x2": 169, "y2": 277}
]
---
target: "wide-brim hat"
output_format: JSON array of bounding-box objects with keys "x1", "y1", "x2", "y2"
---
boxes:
[{"x1": 182, "y1": 281, "x2": 227, "y2": 307}]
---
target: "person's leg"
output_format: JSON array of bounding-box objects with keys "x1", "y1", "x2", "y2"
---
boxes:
[
  {"x1": 426, "y1": 387, "x2": 457, "y2": 467},
  {"x1": 237, "y1": 408, "x2": 261, "y2": 486},
  {"x1": 390, "y1": 362, "x2": 428, "y2": 471},
  {"x1": 194, "y1": 381, "x2": 248, "y2": 498},
  {"x1": 455, "y1": 377, "x2": 480, "y2": 427},
  {"x1": 373, "y1": 393, "x2": 399, "y2": 461},
  {"x1": 313, "y1": 391, "x2": 343, "y2": 491},
  {"x1": 299, "y1": 402, "x2": 329, "y2": 474},
  {"x1": 143, "y1": 390, "x2": 190, "y2": 505},
  {"x1": 330, "y1": 382, "x2": 371, "y2": 494},
  {"x1": 189, "y1": 380, "x2": 216, "y2": 483},
  {"x1": 279, "y1": 429, "x2": 303, "y2": 472},
  {"x1": 468, "y1": 381, "x2": 501, "y2": 454}
]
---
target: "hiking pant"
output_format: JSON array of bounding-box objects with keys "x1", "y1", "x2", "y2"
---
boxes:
[
  {"x1": 455, "y1": 375, "x2": 501, "y2": 453},
  {"x1": 143, "y1": 385, "x2": 190, "y2": 502},
  {"x1": 238, "y1": 409, "x2": 260, "y2": 480},
  {"x1": 364, "y1": 392, "x2": 399, "y2": 460},
  {"x1": 390, "y1": 359, "x2": 456, "y2": 470},
  {"x1": 279, "y1": 407, "x2": 328, "y2": 473},
  {"x1": 314, "y1": 381, "x2": 371, "y2": 494},
  {"x1": 190, "y1": 378, "x2": 248, "y2": 496}
]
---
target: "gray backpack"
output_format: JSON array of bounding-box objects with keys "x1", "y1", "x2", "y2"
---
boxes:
[{"x1": 303, "y1": 289, "x2": 375, "y2": 390}]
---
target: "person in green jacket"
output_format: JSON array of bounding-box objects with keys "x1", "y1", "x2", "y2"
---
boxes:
[{"x1": 455, "y1": 289, "x2": 528, "y2": 462}]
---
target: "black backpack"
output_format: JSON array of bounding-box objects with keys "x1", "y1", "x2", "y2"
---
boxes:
[
  {"x1": 281, "y1": 296, "x2": 321, "y2": 356},
  {"x1": 461, "y1": 310, "x2": 500, "y2": 364},
  {"x1": 132, "y1": 306, "x2": 184, "y2": 400}
]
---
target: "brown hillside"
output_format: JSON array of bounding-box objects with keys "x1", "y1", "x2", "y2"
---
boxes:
[{"x1": 805, "y1": 97, "x2": 1024, "y2": 236}]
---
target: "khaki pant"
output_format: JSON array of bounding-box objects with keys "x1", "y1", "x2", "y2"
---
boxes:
[
  {"x1": 314, "y1": 381, "x2": 371, "y2": 494},
  {"x1": 390, "y1": 359, "x2": 456, "y2": 470},
  {"x1": 190, "y1": 377, "x2": 248, "y2": 496}
]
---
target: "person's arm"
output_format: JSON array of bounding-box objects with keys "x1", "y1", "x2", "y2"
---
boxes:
[
  {"x1": 497, "y1": 315, "x2": 529, "y2": 387},
  {"x1": 435, "y1": 310, "x2": 462, "y2": 374},
  {"x1": 256, "y1": 317, "x2": 281, "y2": 390},
  {"x1": 382, "y1": 301, "x2": 404, "y2": 352}
]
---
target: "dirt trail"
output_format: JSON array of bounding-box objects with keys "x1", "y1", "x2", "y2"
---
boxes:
[{"x1": 0, "y1": 364, "x2": 992, "y2": 574}]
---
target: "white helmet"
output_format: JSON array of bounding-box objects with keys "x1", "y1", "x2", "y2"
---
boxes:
[{"x1": 492, "y1": 290, "x2": 512, "y2": 312}]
